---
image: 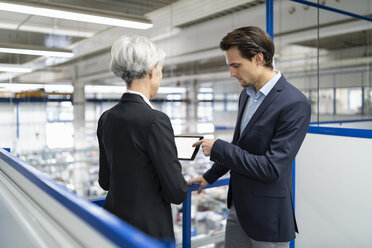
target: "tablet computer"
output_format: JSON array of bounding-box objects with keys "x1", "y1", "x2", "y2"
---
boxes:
[{"x1": 175, "y1": 136, "x2": 203, "y2": 160}]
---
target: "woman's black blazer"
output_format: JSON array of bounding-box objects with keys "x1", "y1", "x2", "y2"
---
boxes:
[{"x1": 97, "y1": 93, "x2": 188, "y2": 239}]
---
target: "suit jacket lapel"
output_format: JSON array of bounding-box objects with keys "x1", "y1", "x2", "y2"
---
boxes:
[
  {"x1": 237, "y1": 76, "x2": 285, "y2": 143},
  {"x1": 232, "y1": 90, "x2": 249, "y2": 144}
]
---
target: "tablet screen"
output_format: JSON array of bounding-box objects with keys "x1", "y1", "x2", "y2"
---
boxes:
[{"x1": 175, "y1": 136, "x2": 203, "y2": 160}]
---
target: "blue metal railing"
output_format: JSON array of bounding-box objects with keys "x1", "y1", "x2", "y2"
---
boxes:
[
  {"x1": 91, "y1": 178, "x2": 231, "y2": 248},
  {"x1": 182, "y1": 178, "x2": 230, "y2": 248},
  {"x1": 92, "y1": 165, "x2": 298, "y2": 248},
  {"x1": 308, "y1": 126, "x2": 372, "y2": 139},
  {"x1": 310, "y1": 118, "x2": 372, "y2": 125},
  {"x1": 91, "y1": 179, "x2": 231, "y2": 247},
  {"x1": 3, "y1": 146, "x2": 302, "y2": 248},
  {"x1": 0, "y1": 148, "x2": 172, "y2": 248},
  {"x1": 90, "y1": 123, "x2": 372, "y2": 248}
]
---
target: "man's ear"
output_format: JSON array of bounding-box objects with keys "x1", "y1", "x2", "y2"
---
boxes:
[{"x1": 255, "y1": 53, "x2": 265, "y2": 65}]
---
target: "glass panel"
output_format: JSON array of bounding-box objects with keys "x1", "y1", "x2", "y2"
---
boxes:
[
  {"x1": 365, "y1": 88, "x2": 372, "y2": 115},
  {"x1": 311, "y1": 89, "x2": 334, "y2": 114},
  {"x1": 276, "y1": 0, "x2": 372, "y2": 121},
  {"x1": 336, "y1": 88, "x2": 362, "y2": 115}
]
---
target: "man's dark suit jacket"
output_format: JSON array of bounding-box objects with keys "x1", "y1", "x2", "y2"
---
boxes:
[
  {"x1": 97, "y1": 93, "x2": 188, "y2": 239},
  {"x1": 203, "y1": 76, "x2": 311, "y2": 242}
]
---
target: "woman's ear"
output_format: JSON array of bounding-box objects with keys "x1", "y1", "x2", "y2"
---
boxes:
[{"x1": 149, "y1": 63, "x2": 158, "y2": 78}]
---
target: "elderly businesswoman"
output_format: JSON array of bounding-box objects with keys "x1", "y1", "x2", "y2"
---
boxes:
[{"x1": 97, "y1": 36, "x2": 188, "y2": 239}]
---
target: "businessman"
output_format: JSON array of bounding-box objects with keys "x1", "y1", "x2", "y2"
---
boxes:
[{"x1": 188, "y1": 26, "x2": 311, "y2": 248}]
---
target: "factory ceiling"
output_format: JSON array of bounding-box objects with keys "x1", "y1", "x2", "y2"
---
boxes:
[
  {"x1": 0, "y1": 0, "x2": 371, "y2": 86},
  {"x1": 0, "y1": 0, "x2": 264, "y2": 84}
]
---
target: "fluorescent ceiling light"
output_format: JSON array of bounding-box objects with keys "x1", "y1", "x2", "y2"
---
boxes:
[
  {"x1": 0, "y1": 22, "x2": 94, "y2": 37},
  {"x1": 0, "y1": 47, "x2": 73, "y2": 58},
  {"x1": 0, "y1": 83, "x2": 43, "y2": 92},
  {"x1": 0, "y1": 2, "x2": 153, "y2": 30},
  {"x1": 0, "y1": 64, "x2": 32, "y2": 73}
]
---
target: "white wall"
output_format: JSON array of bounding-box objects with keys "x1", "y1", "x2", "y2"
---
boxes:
[{"x1": 295, "y1": 130, "x2": 372, "y2": 248}]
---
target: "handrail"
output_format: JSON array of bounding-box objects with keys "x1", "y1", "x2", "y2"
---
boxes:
[
  {"x1": 90, "y1": 178, "x2": 231, "y2": 248},
  {"x1": 3, "y1": 144, "x2": 301, "y2": 248},
  {"x1": 182, "y1": 178, "x2": 230, "y2": 248},
  {"x1": 308, "y1": 126, "x2": 372, "y2": 138},
  {"x1": 310, "y1": 118, "x2": 372, "y2": 125},
  {"x1": 0, "y1": 148, "x2": 171, "y2": 248}
]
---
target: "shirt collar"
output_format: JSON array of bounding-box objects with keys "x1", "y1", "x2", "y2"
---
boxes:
[
  {"x1": 126, "y1": 89, "x2": 155, "y2": 109},
  {"x1": 246, "y1": 70, "x2": 281, "y2": 97}
]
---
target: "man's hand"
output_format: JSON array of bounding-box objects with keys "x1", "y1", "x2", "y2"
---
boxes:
[
  {"x1": 187, "y1": 176, "x2": 209, "y2": 194},
  {"x1": 193, "y1": 139, "x2": 216, "y2": 157}
]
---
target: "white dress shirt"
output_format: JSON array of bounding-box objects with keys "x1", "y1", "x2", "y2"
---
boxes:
[
  {"x1": 126, "y1": 89, "x2": 155, "y2": 109},
  {"x1": 240, "y1": 71, "x2": 282, "y2": 135}
]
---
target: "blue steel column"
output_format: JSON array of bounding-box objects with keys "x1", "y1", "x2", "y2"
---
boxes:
[
  {"x1": 182, "y1": 191, "x2": 192, "y2": 248},
  {"x1": 266, "y1": 0, "x2": 274, "y2": 39}
]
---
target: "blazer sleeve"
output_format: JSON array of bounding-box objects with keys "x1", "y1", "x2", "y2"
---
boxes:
[
  {"x1": 210, "y1": 99, "x2": 311, "y2": 183},
  {"x1": 97, "y1": 113, "x2": 110, "y2": 190},
  {"x1": 203, "y1": 162, "x2": 230, "y2": 185},
  {"x1": 147, "y1": 113, "x2": 188, "y2": 204}
]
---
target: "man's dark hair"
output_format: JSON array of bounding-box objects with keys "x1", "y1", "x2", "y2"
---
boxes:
[{"x1": 220, "y1": 26, "x2": 275, "y2": 69}]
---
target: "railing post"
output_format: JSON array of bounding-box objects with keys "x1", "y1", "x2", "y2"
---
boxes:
[{"x1": 182, "y1": 191, "x2": 192, "y2": 248}]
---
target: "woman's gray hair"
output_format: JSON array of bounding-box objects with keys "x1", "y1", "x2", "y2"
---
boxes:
[{"x1": 109, "y1": 36, "x2": 165, "y2": 85}]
